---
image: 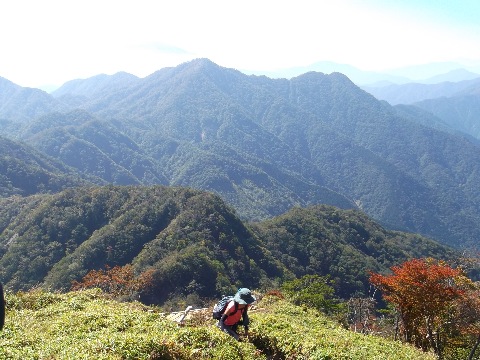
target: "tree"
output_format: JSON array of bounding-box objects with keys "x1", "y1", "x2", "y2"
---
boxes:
[
  {"x1": 71, "y1": 265, "x2": 154, "y2": 299},
  {"x1": 454, "y1": 249, "x2": 480, "y2": 359},
  {"x1": 369, "y1": 258, "x2": 472, "y2": 358},
  {"x1": 456, "y1": 287, "x2": 480, "y2": 360},
  {"x1": 282, "y1": 274, "x2": 338, "y2": 313},
  {"x1": 347, "y1": 295, "x2": 376, "y2": 334}
]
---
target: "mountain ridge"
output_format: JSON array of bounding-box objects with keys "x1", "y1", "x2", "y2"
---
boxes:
[
  {"x1": 0, "y1": 185, "x2": 456, "y2": 302},
  {"x1": 362, "y1": 77, "x2": 480, "y2": 105},
  {"x1": 0, "y1": 136, "x2": 96, "y2": 196},
  {"x1": 243, "y1": 60, "x2": 480, "y2": 86},
  {"x1": 1, "y1": 59, "x2": 480, "y2": 248}
]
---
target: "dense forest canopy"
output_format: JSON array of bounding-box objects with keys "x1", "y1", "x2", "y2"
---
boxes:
[
  {"x1": 1, "y1": 59, "x2": 480, "y2": 249},
  {"x1": 0, "y1": 185, "x2": 457, "y2": 304}
]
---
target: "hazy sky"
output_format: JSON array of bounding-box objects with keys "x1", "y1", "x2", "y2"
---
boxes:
[{"x1": 1, "y1": 0, "x2": 480, "y2": 89}]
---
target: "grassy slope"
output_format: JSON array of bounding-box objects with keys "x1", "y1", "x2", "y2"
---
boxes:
[{"x1": 0, "y1": 290, "x2": 434, "y2": 360}]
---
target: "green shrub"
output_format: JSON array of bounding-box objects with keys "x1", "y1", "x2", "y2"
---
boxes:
[{"x1": 281, "y1": 274, "x2": 339, "y2": 313}]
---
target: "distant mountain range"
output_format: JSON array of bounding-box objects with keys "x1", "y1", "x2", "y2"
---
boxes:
[
  {"x1": 362, "y1": 77, "x2": 480, "y2": 105},
  {"x1": 1, "y1": 58, "x2": 480, "y2": 250},
  {"x1": 359, "y1": 69, "x2": 480, "y2": 144},
  {"x1": 245, "y1": 61, "x2": 480, "y2": 86}
]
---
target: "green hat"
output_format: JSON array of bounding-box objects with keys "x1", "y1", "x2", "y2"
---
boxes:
[{"x1": 234, "y1": 288, "x2": 256, "y2": 305}]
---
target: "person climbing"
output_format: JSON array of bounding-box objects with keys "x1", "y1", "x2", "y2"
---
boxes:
[{"x1": 217, "y1": 288, "x2": 256, "y2": 341}]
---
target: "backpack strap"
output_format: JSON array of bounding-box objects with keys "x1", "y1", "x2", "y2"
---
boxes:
[
  {"x1": 225, "y1": 300, "x2": 239, "y2": 317},
  {"x1": 231, "y1": 301, "x2": 248, "y2": 319}
]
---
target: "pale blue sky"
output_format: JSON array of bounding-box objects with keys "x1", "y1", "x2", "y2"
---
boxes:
[
  {"x1": 1, "y1": 0, "x2": 479, "y2": 89},
  {"x1": 365, "y1": 0, "x2": 480, "y2": 27}
]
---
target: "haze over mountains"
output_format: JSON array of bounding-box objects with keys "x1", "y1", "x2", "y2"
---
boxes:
[
  {"x1": 362, "y1": 77, "x2": 480, "y2": 105},
  {"x1": 247, "y1": 60, "x2": 480, "y2": 86},
  {"x1": 1, "y1": 58, "x2": 480, "y2": 251}
]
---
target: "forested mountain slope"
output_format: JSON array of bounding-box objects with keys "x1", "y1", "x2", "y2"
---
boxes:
[
  {"x1": 0, "y1": 136, "x2": 95, "y2": 196},
  {"x1": 51, "y1": 71, "x2": 140, "y2": 99},
  {"x1": 0, "y1": 186, "x2": 455, "y2": 303},
  {"x1": 0, "y1": 186, "x2": 286, "y2": 301},
  {"x1": 1, "y1": 59, "x2": 480, "y2": 248},
  {"x1": 23, "y1": 110, "x2": 170, "y2": 185},
  {"x1": 251, "y1": 205, "x2": 455, "y2": 298},
  {"x1": 363, "y1": 76, "x2": 480, "y2": 142},
  {"x1": 414, "y1": 91, "x2": 480, "y2": 140},
  {"x1": 0, "y1": 76, "x2": 67, "y2": 122}
]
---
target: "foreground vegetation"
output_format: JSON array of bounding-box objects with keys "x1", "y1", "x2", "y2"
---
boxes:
[{"x1": 0, "y1": 289, "x2": 434, "y2": 359}]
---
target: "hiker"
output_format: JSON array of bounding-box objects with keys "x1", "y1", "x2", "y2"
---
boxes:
[{"x1": 217, "y1": 288, "x2": 256, "y2": 341}]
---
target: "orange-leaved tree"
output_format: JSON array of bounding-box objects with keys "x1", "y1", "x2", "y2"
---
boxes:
[
  {"x1": 369, "y1": 258, "x2": 473, "y2": 358},
  {"x1": 71, "y1": 264, "x2": 154, "y2": 299},
  {"x1": 456, "y1": 287, "x2": 480, "y2": 360}
]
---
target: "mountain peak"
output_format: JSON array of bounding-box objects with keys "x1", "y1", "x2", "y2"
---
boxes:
[
  {"x1": 52, "y1": 72, "x2": 140, "y2": 98},
  {"x1": 177, "y1": 58, "x2": 229, "y2": 76},
  {"x1": 292, "y1": 70, "x2": 357, "y2": 87},
  {"x1": 144, "y1": 58, "x2": 225, "y2": 84},
  {"x1": 187, "y1": 57, "x2": 218, "y2": 68}
]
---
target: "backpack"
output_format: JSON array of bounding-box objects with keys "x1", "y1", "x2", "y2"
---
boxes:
[{"x1": 212, "y1": 295, "x2": 236, "y2": 320}]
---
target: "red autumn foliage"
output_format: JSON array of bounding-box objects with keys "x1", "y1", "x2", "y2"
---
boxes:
[
  {"x1": 71, "y1": 264, "x2": 154, "y2": 298},
  {"x1": 456, "y1": 287, "x2": 480, "y2": 359},
  {"x1": 369, "y1": 258, "x2": 471, "y2": 355}
]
